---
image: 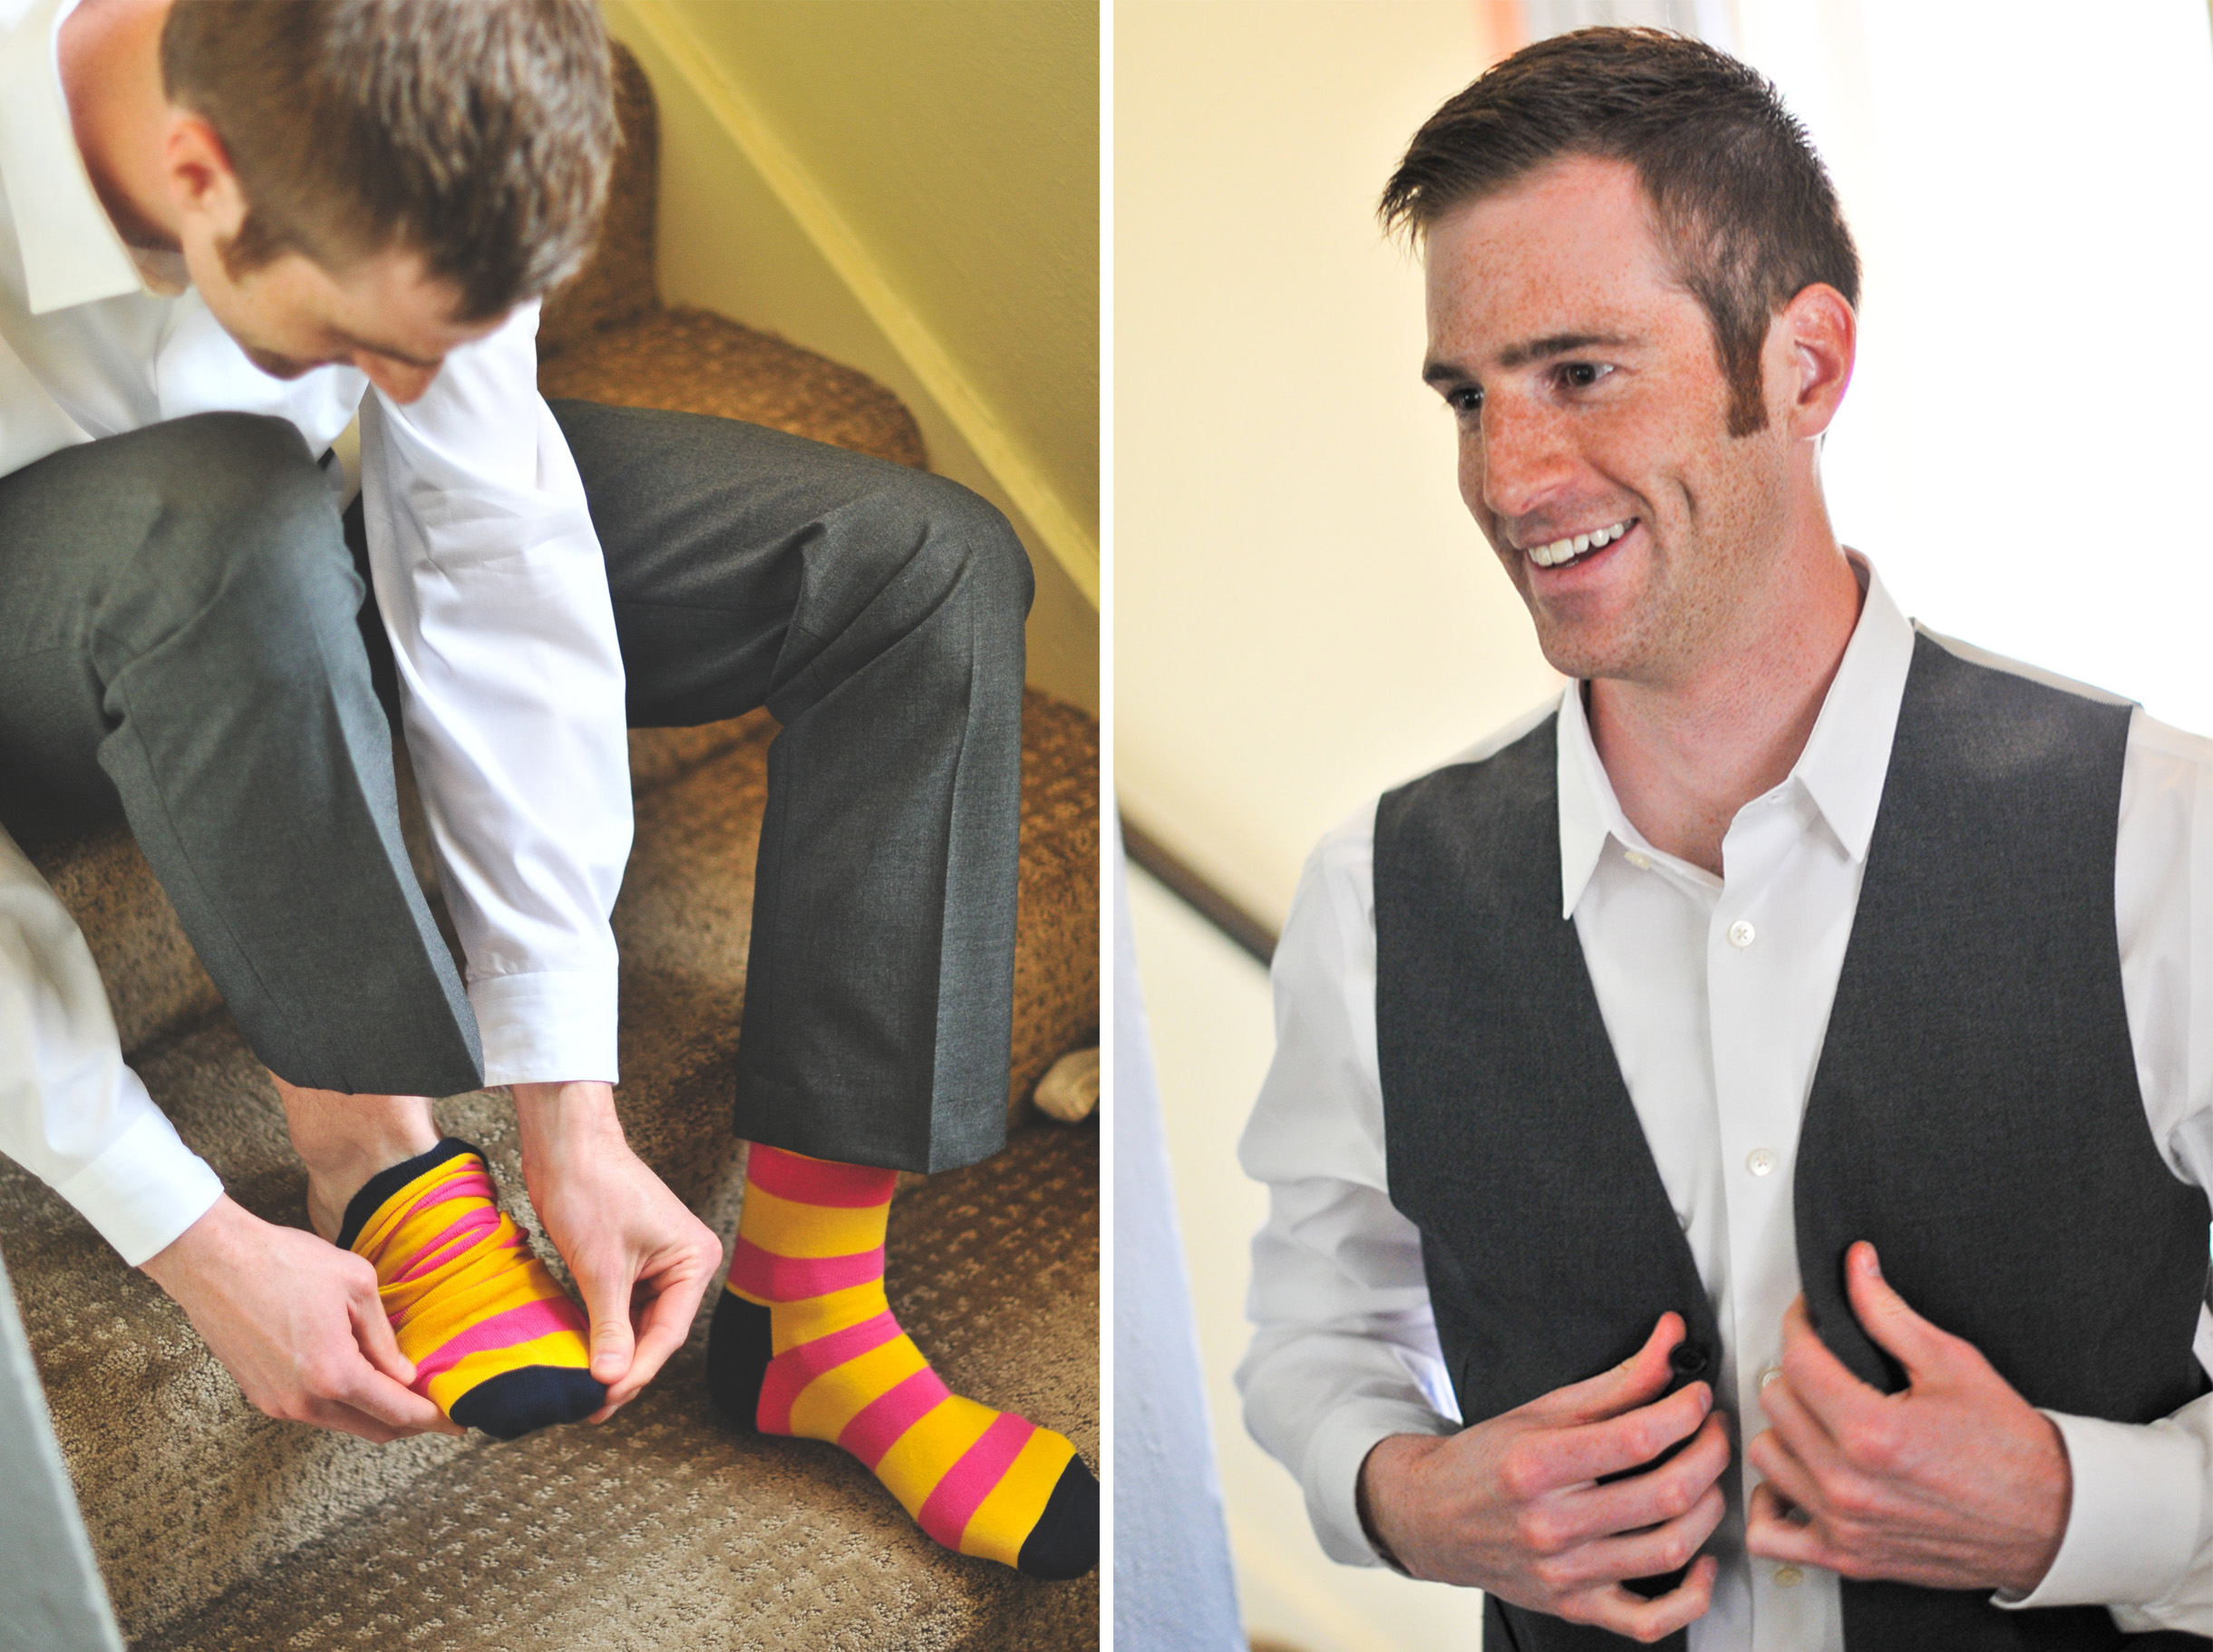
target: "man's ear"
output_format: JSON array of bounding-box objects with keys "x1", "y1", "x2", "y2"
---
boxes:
[
  {"x1": 1775, "y1": 282, "x2": 1856, "y2": 442},
  {"x1": 160, "y1": 112, "x2": 247, "y2": 240}
]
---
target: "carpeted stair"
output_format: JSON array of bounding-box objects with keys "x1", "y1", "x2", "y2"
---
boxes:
[{"x1": 0, "y1": 42, "x2": 1099, "y2": 1652}]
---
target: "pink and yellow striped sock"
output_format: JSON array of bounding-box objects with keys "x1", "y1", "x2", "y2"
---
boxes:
[
  {"x1": 336, "y1": 1139, "x2": 605, "y2": 1440},
  {"x1": 705, "y1": 1144, "x2": 1097, "y2": 1578}
]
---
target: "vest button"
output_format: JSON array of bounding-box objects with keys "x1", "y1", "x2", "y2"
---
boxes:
[
  {"x1": 1727, "y1": 918, "x2": 1756, "y2": 948},
  {"x1": 1745, "y1": 1147, "x2": 1778, "y2": 1177},
  {"x1": 1667, "y1": 1338, "x2": 1711, "y2": 1378}
]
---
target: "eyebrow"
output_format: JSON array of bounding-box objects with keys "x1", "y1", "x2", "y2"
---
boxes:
[{"x1": 1422, "y1": 331, "x2": 1636, "y2": 384}]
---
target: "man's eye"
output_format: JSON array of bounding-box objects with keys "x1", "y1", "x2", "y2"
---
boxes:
[
  {"x1": 1558, "y1": 362, "x2": 1611, "y2": 390},
  {"x1": 1447, "y1": 386, "x2": 1483, "y2": 416}
]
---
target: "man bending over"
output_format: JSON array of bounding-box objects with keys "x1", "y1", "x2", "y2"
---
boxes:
[{"x1": 0, "y1": 0, "x2": 1092, "y2": 1580}]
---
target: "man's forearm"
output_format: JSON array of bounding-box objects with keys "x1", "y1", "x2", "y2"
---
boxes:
[{"x1": 0, "y1": 833, "x2": 224, "y2": 1265}]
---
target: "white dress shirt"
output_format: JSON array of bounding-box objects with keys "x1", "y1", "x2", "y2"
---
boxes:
[
  {"x1": 1238, "y1": 561, "x2": 2213, "y2": 1646},
  {"x1": 0, "y1": 0, "x2": 632, "y2": 1261}
]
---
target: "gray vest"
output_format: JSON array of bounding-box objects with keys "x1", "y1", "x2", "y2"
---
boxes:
[{"x1": 1373, "y1": 635, "x2": 2212, "y2": 1652}]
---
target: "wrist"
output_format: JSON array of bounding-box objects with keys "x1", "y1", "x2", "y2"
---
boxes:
[
  {"x1": 1357, "y1": 1433, "x2": 1432, "y2": 1576},
  {"x1": 1999, "y1": 1414, "x2": 2072, "y2": 1597},
  {"x1": 139, "y1": 1193, "x2": 248, "y2": 1292},
  {"x1": 511, "y1": 1080, "x2": 625, "y2": 1160}
]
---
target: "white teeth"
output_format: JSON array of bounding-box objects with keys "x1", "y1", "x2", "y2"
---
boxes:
[{"x1": 1527, "y1": 519, "x2": 1632, "y2": 567}]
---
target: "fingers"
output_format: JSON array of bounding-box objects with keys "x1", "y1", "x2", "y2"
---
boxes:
[
  {"x1": 1745, "y1": 1480, "x2": 1834, "y2": 1569},
  {"x1": 1562, "y1": 1410, "x2": 1733, "y2": 1545},
  {"x1": 1841, "y1": 1242, "x2": 1954, "y2": 1382},
  {"x1": 596, "y1": 1263, "x2": 714, "y2": 1420},
  {"x1": 341, "y1": 1262, "x2": 416, "y2": 1388},
  {"x1": 1578, "y1": 1554, "x2": 1721, "y2": 1643},
  {"x1": 1751, "y1": 1365, "x2": 1849, "y2": 1485},
  {"x1": 1531, "y1": 1314, "x2": 1686, "y2": 1429},
  {"x1": 1547, "y1": 1479, "x2": 1728, "y2": 1594},
  {"x1": 1531, "y1": 1378, "x2": 1713, "y2": 1492},
  {"x1": 1777, "y1": 1294, "x2": 1878, "y2": 1435},
  {"x1": 575, "y1": 1258, "x2": 639, "y2": 1387}
]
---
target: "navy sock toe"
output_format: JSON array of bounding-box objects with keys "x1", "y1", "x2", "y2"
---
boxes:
[
  {"x1": 1015, "y1": 1455, "x2": 1100, "y2": 1579},
  {"x1": 449, "y1": 1366, "x2": 607, "y2": 1442}
]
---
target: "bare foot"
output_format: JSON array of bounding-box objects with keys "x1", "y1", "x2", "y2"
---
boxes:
[{"x1": 269, "y1": 1074, "x2": 442, "y2": 1240}]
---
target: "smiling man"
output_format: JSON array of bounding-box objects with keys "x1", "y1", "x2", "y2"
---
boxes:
[
  {"x1": 1237, "y1": 27, "x2": 2213, "y2": 1650},
  {"x1": 0, "y1": 0, "x2": 1092, "y2": 1578}
]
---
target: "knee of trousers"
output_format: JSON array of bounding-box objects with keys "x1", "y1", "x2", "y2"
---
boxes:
[
  {"x1": 846, "y1": 473, "x2": 1034, "y2": 661},
  {"x1": 93, "y1": 413, "x2": 366, "y2": 703}
]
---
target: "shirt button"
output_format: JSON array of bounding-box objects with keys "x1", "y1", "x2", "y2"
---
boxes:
[
  {"x1": 1625, "y1": 850, "x2": 1652, "y2": 870},
  {"x1": 1727, "y1": 919, "x2": 1756, "y2": 948},
  {"x1": 1746, "y1": 1147, "x2": 1778, "y2": 1177},
  {"x1": 1759, "y1": 1365, "x2": 1784, "y2": 1389},
  {"x1": 1775, "y1": 1564, "x2": 1804, "y2": 1589}
]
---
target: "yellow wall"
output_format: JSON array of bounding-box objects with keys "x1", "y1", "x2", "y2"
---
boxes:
[{"x1": 601, "y1": 0, "x2": 1099, "y2": 710}]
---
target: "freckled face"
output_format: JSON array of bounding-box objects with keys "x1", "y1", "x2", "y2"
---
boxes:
[{"x1": 1422, "y1": 155, "x2": 1797, "y2": 686}]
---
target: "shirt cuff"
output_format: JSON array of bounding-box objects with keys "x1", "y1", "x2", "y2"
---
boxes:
[
  {"x1": 468, "y1": 969, "x2": 619, "y2": 1087},
  {"x1": 53, "y1": 1102, "x2": 225, "y2": 1268},
  {"x1": 1304, "y1": 1397, "x2": 1461, "y2": 1568},
  {"x1": 1995, "y1": 1410, "x2": 2203, "y2": 1612}
]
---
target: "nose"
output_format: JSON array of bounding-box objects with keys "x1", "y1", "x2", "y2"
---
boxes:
[
  {"x1": 1471, "y1": 392, "x2": 1577, "y2": 523},
  {"x1": 357, "y1": 355, "x2": 442, "y2": 404}
]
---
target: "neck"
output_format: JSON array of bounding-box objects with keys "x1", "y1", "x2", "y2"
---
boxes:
[
  {"x1": 59, "y1": 0, "x2": 181, "y2": 276},
  {"x1": 1588, "y1": 523, "x2": 1863, "y2": 878}
]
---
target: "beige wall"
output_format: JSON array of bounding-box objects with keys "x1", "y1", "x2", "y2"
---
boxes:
[
  {"x1": 602, "y1": 0, "x2": 1100, "y2": 711},
  {"x1": 1116, "y1": 0, "x2": 1555, "y2": 925}
]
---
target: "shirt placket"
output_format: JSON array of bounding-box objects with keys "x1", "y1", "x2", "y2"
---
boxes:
[{"x1": 1706, "y1": 789, "x2": 1843, "y2": 1652}]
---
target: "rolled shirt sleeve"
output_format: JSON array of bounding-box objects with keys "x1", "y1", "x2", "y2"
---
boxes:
[
  {"x1": 1236, "y1": 804, "x2": 1460, "y2": 1567},
  {"x1": 356, "y1": 301, "x2": 632, "y2": 1085},
  {"x1": 0, "y1": 829, "x2": 221, "y2": 1266}
]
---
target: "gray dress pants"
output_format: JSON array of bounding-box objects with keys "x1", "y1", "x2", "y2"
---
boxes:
[{"x1": 0, "y1": 403, "x2": 1030, "y2": 1175}]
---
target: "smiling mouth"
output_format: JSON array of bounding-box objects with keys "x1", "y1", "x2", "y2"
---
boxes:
[{"x1": 1522, "y1": 517, "x2": 1635, "y2": 569}]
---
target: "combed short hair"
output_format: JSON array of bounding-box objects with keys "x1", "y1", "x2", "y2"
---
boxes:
[
  {"x1": 163, "y1": 0, "x2": 616, "y2": 322},
  {"x1": 1380, "y1": 28, "x2": 1859, "y2": 436}
]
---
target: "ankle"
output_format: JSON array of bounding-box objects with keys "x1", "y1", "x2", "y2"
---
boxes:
[{"x1": 271, "y1": 1074, "x2": 441, "y2": 1241}]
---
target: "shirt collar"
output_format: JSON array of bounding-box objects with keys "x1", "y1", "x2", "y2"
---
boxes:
[
  {"x1": 1553, "y1": 554, "x2": 1917, "y2": 918},
  {"x1": 0, "y1": 0, "x2": 149, "y2": 315}
]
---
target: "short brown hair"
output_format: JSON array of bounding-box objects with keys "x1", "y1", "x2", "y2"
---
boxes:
[
  {"x1": 1380, "y1": 29, "x2": 1859, "y2": 437},
  {"x1": 162, "y1": 0, "x2": 616, "y2": 323}
]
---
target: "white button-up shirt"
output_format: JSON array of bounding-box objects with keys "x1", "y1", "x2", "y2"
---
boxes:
[
  {"x1": 0, "y1": 0, "x2": 631, "y2": 1262},
  {"x1": 1238, "y1": 561, "x2": 2213, "y2": 1645}
]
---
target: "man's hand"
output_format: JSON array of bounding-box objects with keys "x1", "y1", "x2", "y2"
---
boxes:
[
  {"x1": 1745, "y1": 1240, "x2": 2070, "y2": 1593},
  {"x1": 510, "y1": 1081, "x2": 723, "y2": 1422},
  {"x1": 1359, "y1": 1313, "x2": 1729, "y2": 1643},
  {"x1": 139, "y1": 1194, "x2": 461, "y2": 1443}
]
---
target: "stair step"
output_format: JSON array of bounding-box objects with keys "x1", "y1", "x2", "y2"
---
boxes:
[{"x1": 539, "y1": 306, "x2": 927, "y2": 471}]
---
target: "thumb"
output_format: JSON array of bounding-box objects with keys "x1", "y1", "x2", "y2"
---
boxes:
[
  {"x1": 1843, "y1": 1241, "x2": 1946, "y2": 1382},
  {"x1": 578, "y1": 1261, "x2": 636, "y2": 1384},
  {"x1": 345, "y1": 1271, "x2": 416, "y2": 1387},
  {"x1": 1534, "y1": 1311, "x2": 1686, "y2": 1424}
]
